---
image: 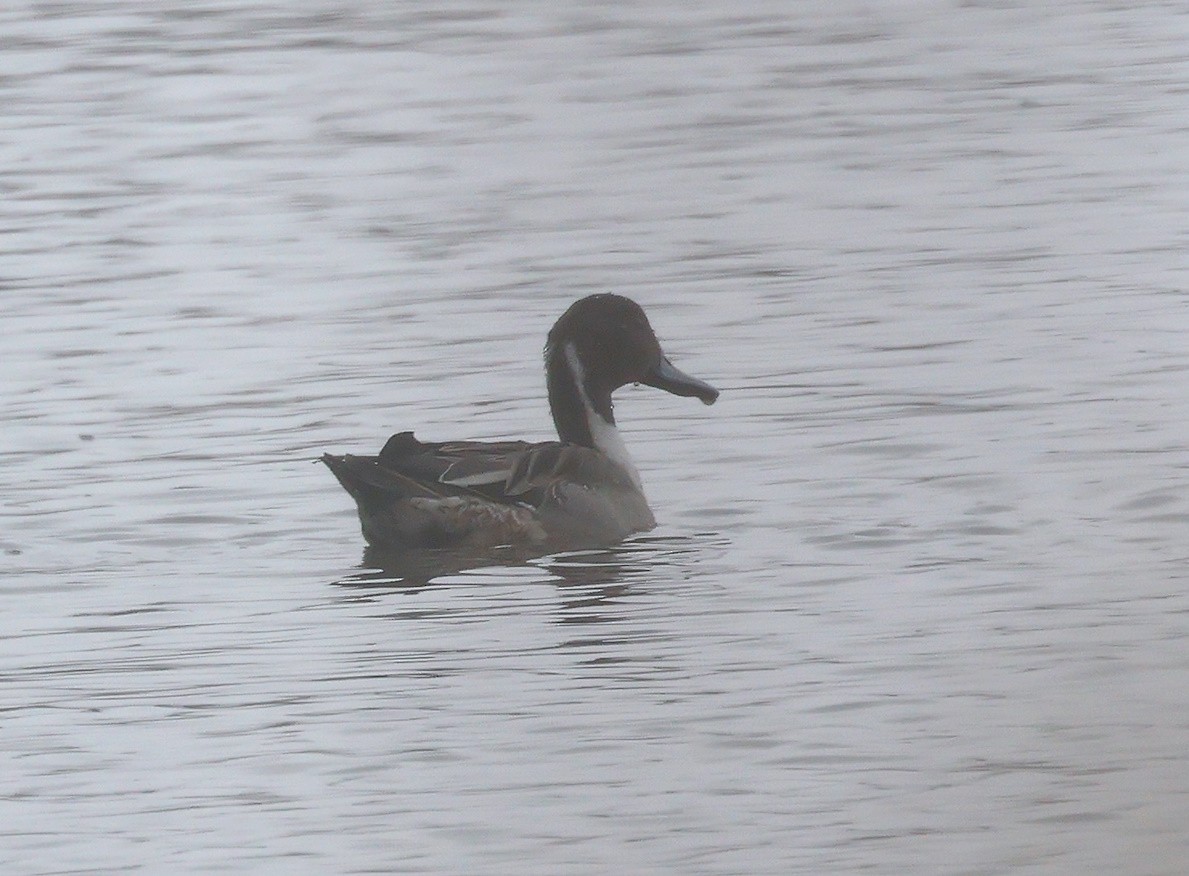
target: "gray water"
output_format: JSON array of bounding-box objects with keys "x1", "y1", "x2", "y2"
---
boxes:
[{"x1": 2, "y1": 2, "x2": 1186, "y2": 873}]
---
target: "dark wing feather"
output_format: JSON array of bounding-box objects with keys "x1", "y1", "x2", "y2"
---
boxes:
[
  {"x1": 322, "y1": 453, "x2": 446, "y2": 507},
  {"x1": 505, "y1": 443, "x2": 638, "y2": 497},
  {"x1": 363, "y1": 431, "x2": 565, "y2": 505}
]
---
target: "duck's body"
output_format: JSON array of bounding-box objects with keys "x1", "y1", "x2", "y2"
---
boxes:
[{"x1": 323, "y1": 294, "x2": 718, "y2": 553}]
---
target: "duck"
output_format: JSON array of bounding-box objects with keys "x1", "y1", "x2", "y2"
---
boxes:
[{"x1": 322, "y1": 293, "x2": 719, "y2": 553}]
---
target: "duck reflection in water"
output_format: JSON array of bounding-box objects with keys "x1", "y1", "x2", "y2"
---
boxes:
[{"x1": 333, "y1": 534, "x2": 723, "y2": 600}]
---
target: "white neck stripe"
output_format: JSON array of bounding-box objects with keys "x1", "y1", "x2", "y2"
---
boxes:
[{"x1": 563, "y1": 342, "x2": 642, "y2": 489}]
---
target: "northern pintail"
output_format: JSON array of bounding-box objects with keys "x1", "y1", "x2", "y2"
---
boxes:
[{"x1": 323, "y1": 294, "x2": 718, "y2": 552}]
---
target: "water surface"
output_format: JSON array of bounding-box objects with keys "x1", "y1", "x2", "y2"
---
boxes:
[{"x1": 2, "y1": 2, "x2": 1186, "y2": 873}]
